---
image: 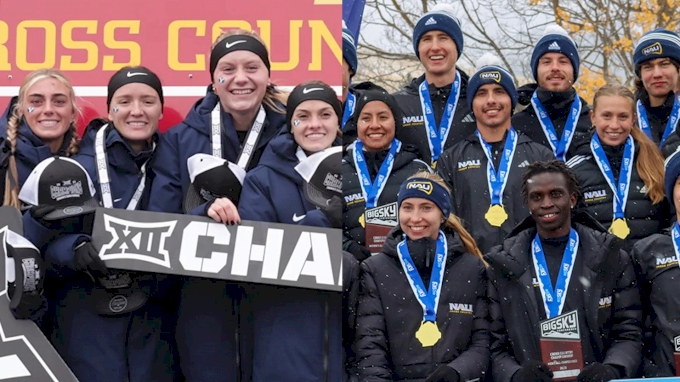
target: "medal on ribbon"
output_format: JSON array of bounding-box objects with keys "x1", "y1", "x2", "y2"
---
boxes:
[
  {"x1": 476, "y1": 128, "x2": 518, "y2": 227},
  {"x1": 397, "y1": 231, "x2": 448, "y2": 348},
  {"x1": 531, "y1": 91, "x2": 581, "y2": 161},
  {"x1": 590, "y1": 134, "x2": 635, "y2": 240},
  {"x1": 637, "y1": 95, "x2": 680, "y2": 149},
  {"x1": 418, "y1": 71, "x2": 461, "y2": 163}
]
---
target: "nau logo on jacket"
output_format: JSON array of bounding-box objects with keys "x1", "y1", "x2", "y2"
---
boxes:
[
  {"x1": 656, "y1": 255, "x2": 678, "y2": 268},
  {"x1": 458, "y1": 159, "x2": 481, "y2": 171},
  {"x1": 403, "y1": 115, "x2": 424, "y2": 126},
  {"x1": 583, "y1": 189, "x2": 607, "y2": 203},
  {"x1": 449, "y1": 303, "x2": 473, "y2": 314},
  {"x1": 344, "y1": 193, "x2": 365, "y2": 206},
  {"x1": 598, "y1": 295, "x2": 612, "y2": 309}
]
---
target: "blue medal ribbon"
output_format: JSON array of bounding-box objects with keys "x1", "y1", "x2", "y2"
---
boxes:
[
  {"x1": 418, "y1": 71, "x2": 461, "y2": 162},
  {"x1": 531, "y1": 91, "x2": 581, "y2": 161},
  {"x1": 352, "y1": 139, "x2": 401, "y2": 209},
  {"x1": 342, "y1": 91, "x2": 356, "y2": 131},
  {"x1": 672, "y1": 222, "x2": 680, "y2": 266},
  {"x1": 637, "y1": 96, "x2": 680, "y2": 148},
  {"x1": 396, "y1": 231, "x2": 448, "y2": 322},
  {"x1": 531, "y1": 228, "x2": 580, "y2": 319},
  {"x1": 590, "y1": 134, "x2": 635, "y2": 221},
  {"x1": 476, "y1": 128, "x2": 518, "y2": 206}
]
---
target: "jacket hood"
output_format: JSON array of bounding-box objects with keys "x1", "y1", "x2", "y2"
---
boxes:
[
  {"x1": 402, "y1": 69, "x2": 470, "y2": 96},
  {"x1": 181, "y1": 85, "x2": 220, "y2": 134},
  {"x1": 516, "y1": 82, "x2": 589, "y2": 109}
]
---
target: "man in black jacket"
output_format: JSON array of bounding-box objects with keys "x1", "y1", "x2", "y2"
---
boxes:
[
  {"x1": 512, "y1": 24, "x2": 591, "y2": 162},
  {"x1": 437, "y1": 64, "x2": 554, "y2": 254},
  {"x1": 486, "y1": 160, "x2": 642, "y2": 382},
  {"x1": 393, "y1": 3, "x2": 476, "y2": 167}
]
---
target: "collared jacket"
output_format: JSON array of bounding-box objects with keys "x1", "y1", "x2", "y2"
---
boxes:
[{"x1": 635, "y1": 91, "x2": 680, "y2": 158}]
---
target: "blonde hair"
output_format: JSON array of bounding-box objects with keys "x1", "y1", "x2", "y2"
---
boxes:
[
  {"x1": 592, "y1": 83, "x2": 666, "y2": 204},
  {"x1": 405, "y1": 171, "x2": 487, "y2": 267},
  {"x1": 3, "y1": 69, "x2": 81, "y2": 209},
  {"x1": 212, "y1": 29, "x2": 288, "y2": 114}
]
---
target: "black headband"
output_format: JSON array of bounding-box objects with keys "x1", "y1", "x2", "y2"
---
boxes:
[
  {"x1": 107, "y1": 67, "x2": 164, "y2": 108},
  {"x1": 209, "y1": 35, "x2": 271, "y2": 79},
  {"x1": 286, "y1": 83, "x2": 342, "y2": 128}
]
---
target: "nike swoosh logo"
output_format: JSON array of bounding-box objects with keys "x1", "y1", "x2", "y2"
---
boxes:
[
  {"x1": 302, "y1": 88, "x2": 323, "y2": 94},
  {"x1": 114, "y1": 198, "x2": 122, "y2": 203},
  {"x1": 225, "y1": 40, "x2": 246, "y2": 49},
  {"x1": 292, "y1": 213, "x2": 306, "y2": 222},
  {"x1": 127, "y1": 72, "x2": 148, "y2": 77}
]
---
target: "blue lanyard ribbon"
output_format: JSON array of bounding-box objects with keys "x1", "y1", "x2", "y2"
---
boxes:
[
  {"x1": 353, "y1": 139, "x2": 401, "y2": 209},
  {"x1": 531, "y1": 228, "x2": 579, "y2": 319},
  {"x1": 672, "y1": 222, "x2": 680, "y2": 265},
  {"x1": 637, "y1": 96, "x2": 680, "y2": 148},
  {"x1": 418, "y1": 71, "x2": 461, "y2": 162},
  {"x1": 531, "y1": 91, "x2": 581, "y2": 161},
  {"x1": 342, "y1": 91, "x2": 356, "y2": 131},
  {"x1": 396, "y1": 231, "x2": 447, "y2": 322},
  {"x1": 590, "y1": 134, "x2": 634, "y2": 220},
  {"x1": 476, "y1": 128, "x2": 518, "y2": 206}
]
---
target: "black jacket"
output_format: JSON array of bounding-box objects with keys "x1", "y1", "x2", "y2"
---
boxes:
[
  {"x1": 485, "y1": 214, "x2": 643, "y2": 382},
  {"x1": 356, "y1": 227, "x2": 490, "y2": 382},
  {"x1": 344, "y1": 251, "x2": 361, "y2": 382},
  {"x1": 635, "y1": 91, "x2": 680, "y2": 158},
  {"x1": 566, "y1": 136, "x2": 672, "y2": 251},
  {"x1": 436, "y1": 131, "x2": 555, "y2": 254},
  {"x1": 512, "y1": 84, "x2": 592, "y2": 161},
  {"x1": 342, "y1": 143, "x2": 431, "y2": 261},
  {"x1": 632, "y1": 229, "x2": 680, "y2": 377},
  {"x1": 392, "y1": 71, "x2": 477, "y2": 165}
]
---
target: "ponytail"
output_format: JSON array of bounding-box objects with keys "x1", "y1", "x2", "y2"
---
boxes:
[{"x1": 3, "y1": 113, "x2": 20, "y2": 209}]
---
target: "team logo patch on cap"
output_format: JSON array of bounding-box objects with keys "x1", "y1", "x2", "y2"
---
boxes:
[
  {"x1": 323, "y1": 173, "x2": 342, "y2": 194},
  {"x1": 642, "y1": 42, "x2": 663, "y2": 56},
  {"x1": 480, "y1": 71, "x2": 501, "y2": 83},
  {"x1": 50, "y1": 179, "x2": 83, "y2": 201},
  {"x1": 109, "y1": 295, "x2": 128, "y2": 313},
  {"x1": 406, "y1": 181, "x2": 433, "y2": 195}
]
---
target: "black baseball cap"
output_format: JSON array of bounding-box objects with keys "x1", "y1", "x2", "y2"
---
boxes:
[
  {"x1": 295, "y1": 146, "x2": 342, "y2": 208},
  {"x1": 183, "y1": 154, "x2": 246, "y2": 213}
]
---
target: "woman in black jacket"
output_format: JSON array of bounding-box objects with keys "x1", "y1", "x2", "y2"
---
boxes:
[
  {"x1": 632, "y1": 149, "x2": 680, "y2": 377},
  {"x1": 567, "y1": 83, "x2": 670, "y2": 250},
  {"x1": 356, "y1": 171, "x2": 489, "y2": 382},
  {"x1": 343, "y1": 82, "x2": 430, "y2": 261}
]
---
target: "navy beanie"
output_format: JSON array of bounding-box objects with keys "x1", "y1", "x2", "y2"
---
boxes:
[
  {"x1": 633, "y1": 29, "x2": 680, "y2": 76},
  {"x1": 467, "y1": 65, "x2": 518, "y2": 111},
  {"x1": 398, "y1": 177, "x2": 452, "y2": 218},
  {"x1": 412, "y1": 4, "x2": 463, "y2": 59},
  {"x1": 665, "y1": 147, "x2": 680, "y2": 202},
  {"x1": 530, "y1": 25, "x2": 580, "y2": 83},
  {"x1": 342, "y1": 21, "x2": 358, "y2": 77}
]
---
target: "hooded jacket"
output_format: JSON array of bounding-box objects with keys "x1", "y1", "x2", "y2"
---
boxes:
[
  {"x1": 392, "y1": 71, "x2": 477, "y2": 165},
  {"x1": 239, "y1": 130, "x2": 332, "y2": 227},
  {"x1": 147, "y1": 86, "x2": 286, "y2": 214},
  {"x1": 566, "y1": 135, "x2": 672, "y2": 251},
  {"x1": 0, "y1": 96, "x2": 75, "y2": 187},
  {"x1": 436, "y1": 131, "x2": 555, "y2": 254},
  {"x1": 342, "y1": 142, "x2": 430, "y2": 261},
  {"x1": 485, "y1": 214, "x2": 642, "y2": 382},
  {"x1": 631, "y1": 228, "x2": 680, "y2": 377},
  {"x1": 344, "y1": 251, "x2": 360, "y2": 382},
  {"x1": 635, "y1": 90, "x2": 680, "y2": 158},
  {"x1": 356, "y1": 227, "x2": 490, "y2": 382},
  {"x1": 512, "y1": 84, "x2": 592, "y2": 161}
]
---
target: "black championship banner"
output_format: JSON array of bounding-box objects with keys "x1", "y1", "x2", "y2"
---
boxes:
[
  {"x1": 0, "y1": 206, "x2": 79, "y2": 381},
  {"x1": 539, "y1": 310, "x2": 584, "y2": 381},
  {"x1": 674, "y1": 334, "x2": 680, "y2": 376},
  {"x1": 365, "y1": 202, "x2": 397, "y2": 255},
  {"x1": 91, "y1": 208, "x2": 342, "y2": 292}
]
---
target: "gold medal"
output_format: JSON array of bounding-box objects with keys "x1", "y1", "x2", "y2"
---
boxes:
[
  {"x1": 485, "y1": 204, "x2": 508, "y2": 227},
  {"x1": 415, "y1": 321, "x2": 441, "y2": 347},
  {"x1": 609, "y1": 218, "x2": 630, "y2": 239},
  {"x1": 359, "y1": 213, "x2": 365, "y2": 228}
]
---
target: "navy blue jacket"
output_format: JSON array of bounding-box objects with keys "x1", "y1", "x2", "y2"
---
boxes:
[
  {"x1": 239, "y1": 131, "x2": 332, "y2": 227},
  {"x1": 147, "y1": 86, "x2": 286, "y2": 214},
  {"x1": 0, "y1": 96, "x2": 75, "y2": 187}
]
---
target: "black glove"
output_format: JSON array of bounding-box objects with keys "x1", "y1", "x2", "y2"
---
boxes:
[
  {"x1": 320, "y1": 195, "x2": 342, "y2": 228},
  {"x1": 425, "y1": 365, "x2": 460, "y2": 382},
  {"x1": 346, "y1": 240, "x2": 372, "y2": 261},
  {"x1": 512, "y1": 360, "x2": 554, "y2": 382},
  {"x1": 74, "y1": 241, "x2": 108, "y2": 277},
  {"x1": 577, "y1": 363, "x2": 620, "y2": 382}
]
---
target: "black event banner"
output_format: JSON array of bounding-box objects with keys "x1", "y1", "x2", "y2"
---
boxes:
[
  {"x1": 91, "y1": 208, "x2": 343, "y2": 292},
  {"x1": 0, "y1": 206, "x2": 78, "y2": 381}
]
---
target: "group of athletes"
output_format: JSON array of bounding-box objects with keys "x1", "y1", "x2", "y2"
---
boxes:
[
  {"x1": 342, "y1": 3, "x2": 680, "y2": 382},
  {"x1": 2, "y1": 28, "x2": 343, "y2": 382}
]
